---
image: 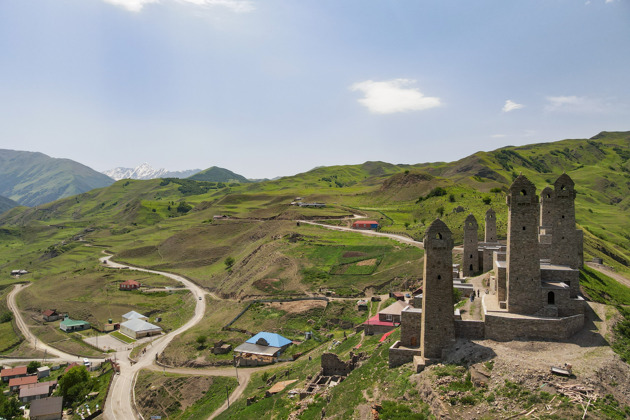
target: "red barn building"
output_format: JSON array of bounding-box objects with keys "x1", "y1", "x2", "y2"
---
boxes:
[
  {"x1": 352, "y1": 220, "x2": 379, "y2": 230},
  {"x1": 119, "y1": 280, "x2": 140, "y2": 291}
]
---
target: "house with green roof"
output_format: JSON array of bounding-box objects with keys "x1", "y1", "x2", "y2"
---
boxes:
[{"x1": 59, "y1": 317, "x2": 90, "y2": 332}]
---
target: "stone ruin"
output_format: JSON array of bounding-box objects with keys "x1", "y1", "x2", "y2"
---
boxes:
[{"x1": 389, "y1": 173, "x2": 586, "y2": 368}]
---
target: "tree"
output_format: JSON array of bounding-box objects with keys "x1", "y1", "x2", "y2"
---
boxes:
[
  {"x1": 196, "y1": 335, "x2": 207, "y2": 349},
  {"x1": 436, "y1": 206, "x2": 445, "y2": 217},
  {"x1": 176, "y1": 201, "x2": 192, "y2": 213},
  {"x1": 224, "y1": 257, "x2": 235, "y2": 269},
  {"x1": 0, "y1": 394, "x2": 21, "y2": 419},
  {"x1": 27, "y1": 361, "x2": 41, "y2": 374},
  {"x1": 58, "y1": 365, "x2": 93, "y2": 407},
  {"x1": 449, "y1": 194, "x2": 456, "y2": 203},
  {"x1": 482, "y1": 196, "x2": 492, "y2": 205}
]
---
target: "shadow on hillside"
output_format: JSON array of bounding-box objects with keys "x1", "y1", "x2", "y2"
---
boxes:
[
  {"x1": 566, "y1": 300, "x2": 610, "y2": 348},
  {"x1": 443, "y1": 339, "x2": 497, "y2": 366}
]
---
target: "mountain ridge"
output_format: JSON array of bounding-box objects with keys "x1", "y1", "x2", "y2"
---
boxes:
[{"x1": 103, "y1": 163, "x2": 202, "y2": 181}]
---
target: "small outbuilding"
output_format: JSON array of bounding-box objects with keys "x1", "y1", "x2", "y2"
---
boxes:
[
  {"x1": 119, "y1": 318, "x2": 162, "y2": 339},
  {"x1": 59, "y1": 317, "x2": 90, "y2": 332},
  {"x1": 119, "y1": 279, "x2": 140, "y2": 290},
  {"x1": 42, "y1": 309, "x2": 61, "y2": 322},
  {"x1": 36, "y1": 366, "x2": 50, "y2": 379}
]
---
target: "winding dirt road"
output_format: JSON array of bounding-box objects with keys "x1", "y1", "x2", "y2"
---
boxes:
[
  {"x1": 298, "y1": 220, "x2": 424, "y2": 248},
  {"x1": 100, "y1": 255, "x2": 209, "y2": 420}
]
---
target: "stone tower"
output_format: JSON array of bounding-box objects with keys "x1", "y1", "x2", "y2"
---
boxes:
[
  {"x1": 539, "y1": 187, "x2": 555, "y2": 229},
  {"x1": 484, "y1": 208, "x2": 497, "y2": 243},
  {"x1": 421, "y1": 219, "x2": 455, "y2": 359},
  {"x1": 462, "y1": 214, "x2": 479, "y2": 277},
  {"x1": 506, "y1": 175, "x2": 543, "y2": 315},
  {"x1": 551, "y1": 174, "x2": 579, "y2": 269}
]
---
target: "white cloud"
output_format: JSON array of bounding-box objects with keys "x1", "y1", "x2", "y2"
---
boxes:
[
  {"x1": 491, "y1": 134, "x2": 507, "y2": 138},
  {"x1": 177, "y1": 0, "x2": 255, "y2": 12},
  {"x1": 502, "y1": 99, "x2": 524, "y2": 113},
  {"x1": 101, "y1": 0, "x2": 254, "y2": 12},
  {"x1": 544, "y1": 95, "x2": 606, "y2": 113},
  {"x1": 350, "y1": 79, "x2": 441, "y2": 114},
  {"x1": 102, "y1": 0, "x2": 159, "y2": 12}
]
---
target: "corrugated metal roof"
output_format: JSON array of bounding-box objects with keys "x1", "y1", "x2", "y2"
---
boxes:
[
  {"x1": 120, "y1": 318, "x2": 162, "y2": 333},
  {"x1": 122, "y1": 311, "x2": 147, "y2": 320},
  {"x1": 245, "y1": 332, "x2": 291, "y2": 348},
  {"x1": 234, "y1": 342, "x2": 282, "y2": 357},
  {"x1": 30, "y1": 396, "x2": 63, "y2": 417},
  {"x1": 60, "y1": 318, "x2": 90, "y2": 327}
]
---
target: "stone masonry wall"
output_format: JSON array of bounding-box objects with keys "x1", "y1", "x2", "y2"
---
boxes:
[
  {"x1": 454, "y1": 320, "x2": 485, "y2": 339},
  {"x1": 484, "y1": 313, "x2": 584, "y2": 341},
  {"x1": 463, "y1": 214, "x2": 479, "y2": 277}
]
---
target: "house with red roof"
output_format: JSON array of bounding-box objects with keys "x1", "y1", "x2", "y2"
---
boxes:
[
  {"x1": 42, "y1": 309, "x2": 61, "y2": 322},
  {"x1": 9, "y1": 374, "x2": 37, "y2": 391},
  {"x1": 119, "y1": 279, "x2": 140, "y2": 290},
  {"x1": 1, "y1": 365, "x2": 27, "y2": 382},
  {"x1": 352, "y1": 220, "x2": 379, "y2": 230}
]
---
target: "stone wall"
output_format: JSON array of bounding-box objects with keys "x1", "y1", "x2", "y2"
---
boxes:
[
  {"x1": 463, "y1": 214, "x2": 479, "y2": 277},
  {"x1": 400, "y1": 308, "x2": 422, "y2": 347},
  {"x1": 454, "y1": 320, "x2": 485, "y2": 339},
  {"x1": 388, "y1": 341, "x2": 422, "y2": 368},
  {"x1": 484, "y1": 313, "x2": 584, "y2": 341},
  {"x1": 321, "y1": 352, "x2": 359, "y2": 376},
  {"x1": 485, "y1": 208, "x2": 497, "y2": 242}
]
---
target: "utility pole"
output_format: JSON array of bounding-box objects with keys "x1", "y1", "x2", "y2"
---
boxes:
[
  {"x1": 233, "y1": 355, "x2": 239, "y2": 384},
  {"x1": 226, "y1": 386, "x2": 230, "y2": 408}
]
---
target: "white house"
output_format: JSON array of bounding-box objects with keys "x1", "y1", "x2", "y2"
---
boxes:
[{"x1": 119, "y1": 318, "x2": 162, "y2": 339}]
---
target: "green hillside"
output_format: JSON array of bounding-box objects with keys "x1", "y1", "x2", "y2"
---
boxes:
[
  {"x1": 187, "y1": 166, "x2": 249, "y2": 183},
  {"x1": 0, "y1": 132, "x2": 629, "y2": 290},
  {"x1": 0, "y1": 149, "x2": 115, "y2": 206},
  {"x1": 0, "y1": 195, "x2": 18, "y2": 214}
]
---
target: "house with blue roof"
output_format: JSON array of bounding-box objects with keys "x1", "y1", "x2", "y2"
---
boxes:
[{"x1": 234, "y1": 332, "x2": 292, "y2": 365}]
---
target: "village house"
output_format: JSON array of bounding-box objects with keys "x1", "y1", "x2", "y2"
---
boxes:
[
  {"x1": 29, "y1": 396, "x2": 63, "y2": 420},
  {"x1": 234, "y1": 332, "x2": 292, "y2": 366},
  {"x1": 59, "y1": 317, "x2": 90, "y2": 332},
  {"x1": 351, "y1": 220, "x2": 379, "y2": 230},
  {"x1": 119, "y1": 279, "x2": 140, "y2": 291},
  {"x1": 19, "y1": 380, "x2": 57, "y2": 402},
  {"x1": 119, "y1": 318, "x2": 162, "y2": 339},
  {"x1": 362, "y1": 300, "x2": 410, "y2": 335},
  {"x1": 9, "y1": 375, "x2": 37, "y2": 391},
  {"x1": 1, "y1": 365, "x2": 27, "y2": 382},
  {"x1": 42, "y1": 309, "x2": 61, "y2": 322},
  {"x1": 122, "y1": 311, "x2": 148, "y2": 322}
]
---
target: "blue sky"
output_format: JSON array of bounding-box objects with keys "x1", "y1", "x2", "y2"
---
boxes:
[{"x1": 0, "y1": 0, "x2": 628, "y2": 178}]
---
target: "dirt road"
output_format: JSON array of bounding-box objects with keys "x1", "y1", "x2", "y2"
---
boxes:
[
  {"x1": 298, "y1": 220, "x2": 424, "y2": 248},
  {"x1": 101, "y1": 255, "x2": 209, "y2": 420},
  {"x1": 586, "y1": 262, "x2": 630, "y2": 289},
  {"x1": 7, "y1": 283, "x2": 98, "y2": 362}
]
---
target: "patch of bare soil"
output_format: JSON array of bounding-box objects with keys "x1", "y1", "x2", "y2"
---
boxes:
[
  {"x1": 267, "y1": 300, "x2": 327, "y2": 313},
  {"x1": 357, "y1": 258, "x2": 377, "y2": 267},
  {"x1": 410, "y1": 301, "x2": 630, "y2": 419},
  {"x1": 136, "y1": 374, "x2": 218, "y2": 419}
]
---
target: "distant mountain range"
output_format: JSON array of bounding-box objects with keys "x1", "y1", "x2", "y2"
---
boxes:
[
  {"x1": 0, "y1": 195, "x2": 18, "y2": 214},
  {"x1": 103, "y1": 163, "x2": 202, "y2": 181},
  {"x1": 0, "y1": 149, "x2": 115, "y2": 207}
]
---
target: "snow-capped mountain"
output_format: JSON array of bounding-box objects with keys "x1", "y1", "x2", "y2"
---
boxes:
[{"x1": 103, "y1": 163, "x2": 201, "y2": 181}]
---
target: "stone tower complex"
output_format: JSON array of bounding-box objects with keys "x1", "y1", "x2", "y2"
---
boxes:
[
  {"x1": 550, "y1": 174, "x2": 580, "y2": 269},
  {"x1": 462, "y1": 214, "x2": 479, "y2": 277},
  {"x1": 420, "y1": 219, "x2": 455, "y2": 359},
  {"x1": 505, "y1": 175, "x2": 544, "y2": 315},
  {"x1": 484, "y1": 208, "x2": 497, "y2": 243},
  {"x1": 389, "y1": 173, "x2": 585, "y2": 369}
]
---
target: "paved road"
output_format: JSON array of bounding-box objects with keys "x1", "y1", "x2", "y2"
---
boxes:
[
  {"x1": 101, "y1": 255, "x2": 208, "y2": 420},
  {"x1": 298, "y1": 220, "x2": 424, "y2": 248}
]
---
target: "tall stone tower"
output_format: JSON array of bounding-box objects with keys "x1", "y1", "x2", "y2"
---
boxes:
[
  {"x1": 539, "y1": 187, "x2": 555, "y2": 229},
  {"x1": 506, "y1": 175, "x2": 543, "y2": 315},
  {"x1": 421, "y1": 219, "x2": 455, "y2": 359},
  {"x1": 551, "y1": 174, "x2": 579, "y2": 269},
  {"x1": 484, "y1": 208, "x2": 497, "y2": 243},
  {"x1": 462, "y1": 214, "x2": 479, "y2": 277}
]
